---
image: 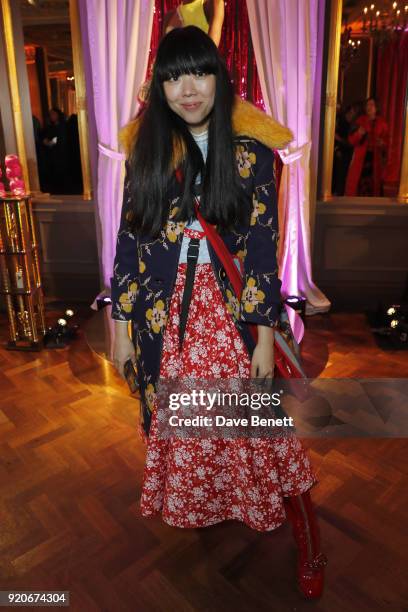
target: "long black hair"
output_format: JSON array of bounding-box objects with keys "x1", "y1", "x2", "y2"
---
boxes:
[{"x1": 127, "y1": 26, "x2": 250, "y2": 236}]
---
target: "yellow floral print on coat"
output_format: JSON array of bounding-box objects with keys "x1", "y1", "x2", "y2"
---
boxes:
[
  {"x1": 169, "y1": 205, "x2": 179, "y2": 219},
  {"x1": 241, "y1": 277, "x2": 266, "y2": 313},
  {"x1": 251, "y1": 196, "x2": 267, "y2": 226},
  {"x1": 166, "y1": 220, "x2": 184, "y2": 243},
  {"x1": 145, "y1": 383, "x2": 155, "y2": 413},
  {"x1": 225, "y1": 289, "x2": 240, "y2": 320},
  {"x1": 146, "y1": 299, "x2": 167, "y2": 333},
  {"x1": 119, "y1": 281, "x2": 138, "y2": 313},
  {"x1": 236, "y1": 145, "x2": 256, "y2": 178}
]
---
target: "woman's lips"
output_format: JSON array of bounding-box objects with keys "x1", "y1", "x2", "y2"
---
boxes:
[{"x1": 181, "y1": 102, "x2": 202, "y2": 111}]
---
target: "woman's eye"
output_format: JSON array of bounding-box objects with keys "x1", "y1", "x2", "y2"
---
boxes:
[
  {"x1": 168, "y1": 75, "x2": 179, "y2": 82},
  {"x1": 194, "y1": 71, "x2": 206, "y2": 78}
]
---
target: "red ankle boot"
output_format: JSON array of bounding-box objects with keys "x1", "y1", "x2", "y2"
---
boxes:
[{"x1": 285, "y1": 491, "x2": 327, "y2": 599}]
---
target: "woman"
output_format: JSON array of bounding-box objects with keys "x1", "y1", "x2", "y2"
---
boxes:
[
  {"x1": 345, "y1": 97, "x2": 389, "y2": 197},
  {"x1": 332, "y1": 104, "x2": 356, "y2": 196},
  {"x1": 112, "y1": 27, "x2": 326, "y2": 599},
  {"x1": 41, "y1": 107, "x2": 68, "y2": 194}
]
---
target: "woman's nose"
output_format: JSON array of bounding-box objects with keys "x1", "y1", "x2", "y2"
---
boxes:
[{"x1": 180, "y1": 75, "x2": 197, "y2": 96}]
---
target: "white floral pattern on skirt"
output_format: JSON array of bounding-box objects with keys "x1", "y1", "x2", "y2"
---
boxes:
[{"x1": 140, "y1": 263, "x2": 316, "y2": 531}]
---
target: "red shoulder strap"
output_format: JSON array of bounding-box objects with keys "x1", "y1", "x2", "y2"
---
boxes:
[{"x1": 194, "y1": 199, "x2": 244, "y2": 300}]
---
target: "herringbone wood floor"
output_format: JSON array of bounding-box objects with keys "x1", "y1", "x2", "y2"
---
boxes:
[{"x1": 0, "y1": 306, "x2": 407, "y2": 611}]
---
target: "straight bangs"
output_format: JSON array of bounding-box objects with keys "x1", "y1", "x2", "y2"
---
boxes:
[{"x1": 154, "y1": 26, "x2": 219, "y2": 83}]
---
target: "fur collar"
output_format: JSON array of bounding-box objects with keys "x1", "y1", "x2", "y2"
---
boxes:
[{"x1": 118, "y1": 97, "x2": 293, "y2": 165}]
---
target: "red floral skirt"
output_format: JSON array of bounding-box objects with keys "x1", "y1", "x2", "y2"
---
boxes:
[{"x1": 140, "y1": 263, "x2": 316, "y2": 531}]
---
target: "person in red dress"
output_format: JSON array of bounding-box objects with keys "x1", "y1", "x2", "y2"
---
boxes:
[
  {"x1": 345, "y1": 97, "x2": 389, "y2": 197},
  {"x1": 112, "y1": 26, "x2": 327, "y2": 599}
]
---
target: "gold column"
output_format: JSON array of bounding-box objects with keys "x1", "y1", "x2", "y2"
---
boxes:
[
  {"x1": 0, "y1": 0, "x2": 30, "y2": 192},
  {"x1": 69, "y1": 0, "x2": 93, "y2": 200},
  {"x1": 366, "y1": 36, "x2": 374, "y2": 98},
  {"x1": 43, "y1": 47, "x2": 52, "y2": 111},
  {"x1": 321, "y1": 0, "x2": 343, "y2": 201},
  {"x1": 397, "y1": 95, "x2": 408, "y2": 203}
]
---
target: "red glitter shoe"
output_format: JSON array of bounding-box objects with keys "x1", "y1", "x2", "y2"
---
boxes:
[{"x1": 285, "y1": 491, "x2": 327, "y2": 599}]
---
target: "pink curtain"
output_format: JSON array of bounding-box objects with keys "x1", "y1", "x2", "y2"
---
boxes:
[
  {"x1": 83, "y1": 0, "x2": 154, "y2": 289},
  {"x1": 246, "y1": 0, "x2": 331, "y2": 339}
]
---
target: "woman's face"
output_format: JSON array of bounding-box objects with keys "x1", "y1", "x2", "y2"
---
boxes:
[
  {"x1": 163, "y1": 72, "x2": 216, "y2": 133},
  {"x1": 345, "y1": 109, "x2": 355, "y2": 123},
  {"x1": 365, "y1": 99, "x2": 377, "y2": 118}
]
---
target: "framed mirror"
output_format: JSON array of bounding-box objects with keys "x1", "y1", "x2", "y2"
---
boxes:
[
  {"x1": 19, "y1": 0, "x2": 91, "y2": 198},
  {"x1": 321, "y1": 0, "x2": 408, "y2": 203}
]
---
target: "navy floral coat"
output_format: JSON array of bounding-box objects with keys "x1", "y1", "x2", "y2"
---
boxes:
[{"x1": 111, "y1": 99, "x2": 293, "y2": 437}]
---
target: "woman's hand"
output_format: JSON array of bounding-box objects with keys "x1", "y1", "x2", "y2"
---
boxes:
[
  {"x1": 250, "y1": 326, "x2": 275, "y2": 379},
  {"x1": 113, "y1": 321, "x2": 136, "y2": 378}
]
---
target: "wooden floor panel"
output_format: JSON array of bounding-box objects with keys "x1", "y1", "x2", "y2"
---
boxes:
[{"x1": 0, "y1": 306, "x2": 407, "y2": 611}]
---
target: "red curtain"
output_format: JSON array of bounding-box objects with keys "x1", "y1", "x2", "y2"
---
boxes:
[
  {"x1": 147, "y1": 0, "x2": 283, "y2": 187},
  {"x1": 376, "y1": 32, "x2": 408, "y2": 196}
]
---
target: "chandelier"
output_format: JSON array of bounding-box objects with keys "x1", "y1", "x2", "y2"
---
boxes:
[
  {"x1": 362, "y1": 2, "x2": 408, "y2": 37},
  {"x1": 340, "y1": 26, "x2": 362, "y2": 73}
]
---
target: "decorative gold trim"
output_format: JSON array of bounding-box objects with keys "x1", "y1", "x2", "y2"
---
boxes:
[
  {"x1": 69, "y1": 0, "x2": 93, "y2": 200},
  {"x1": 366, "y1": 36, "x2": 373, "y2": 98},
  {"x1": 43, "y1": 47, "x2": 52, "y2": 111},
  {"x1": 0, "y1": 195, "x2": 45, "y2": 348},
  {"x1": 397, "y1": 95, "x2": 408, "y2": 203},
  {"x1": 321, "y1": 0, "x2": 343, "y2": 201},
  {"x1": 1, "y1": 0, "x2": 31, "y2": 192}
]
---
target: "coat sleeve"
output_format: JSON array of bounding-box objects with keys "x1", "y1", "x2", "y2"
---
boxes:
[
  {"x1": 110, "y1": 161, "x2": 139, "y2": 321},
  {"x1": 240, "y1": 144, "x2": 282, "y2": 327},
  {"x1": 348, "y1": 118, "x2": 365, "y2": 147}
]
